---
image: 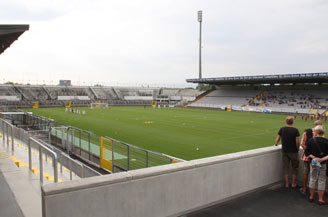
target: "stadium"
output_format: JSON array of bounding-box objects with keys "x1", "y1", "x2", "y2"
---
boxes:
[{"x1": 1, "y1": 16, "x2": 328, "y2": 217}]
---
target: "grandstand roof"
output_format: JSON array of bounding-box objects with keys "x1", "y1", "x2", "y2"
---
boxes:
[
  {"x1": 0, "y1": 25, "x2": 29, "y2": 55},
  {"x1": 186, "y1": 72, "x2": 328, "y2": 85}
]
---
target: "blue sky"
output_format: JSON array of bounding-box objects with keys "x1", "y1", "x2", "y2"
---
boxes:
[{"x1": 0, "y1": 0, "x2": 328, "y2": 87}]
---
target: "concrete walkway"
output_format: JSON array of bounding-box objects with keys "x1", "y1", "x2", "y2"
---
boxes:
[
  {"x1": 0, "y1": 170, "x2": 24, "y2": 217},
  {"x1": 185, "y1": 185, "x2": 328, "y2": 217},
  {"x1": 0, "y1": 145, "x2": 41, "y2": 217},
  {"x1": 0, "y1": 135, "x2": 81, "y2": 217}
]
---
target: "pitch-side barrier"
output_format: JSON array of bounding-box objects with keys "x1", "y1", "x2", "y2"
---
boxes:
[
  {"x1": 0, "y1": 118, "x2": 101, "y2": 183},
  {"x1": 1, "y1": 111, "x2": 184, "y2": 173}
]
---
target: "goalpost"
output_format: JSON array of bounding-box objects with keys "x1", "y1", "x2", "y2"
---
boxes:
[{"x1": 90, "y1": 102, "x2": 109, "y2": 109}]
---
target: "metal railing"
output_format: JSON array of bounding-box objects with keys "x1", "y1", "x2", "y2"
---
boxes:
[
  {"x1": 103, "y1": 136, "x2": 180, "y2": 172},
  {"x1": 3, "y1": 111, "x2": 184, "y2": 173},
  {"x1": 0, "y1": 118, "x2": 101, "y2": 183},
  {"x1": 28, "y1": 137, "x2": 58, "y2": 183},
  {"x1": 1, "y1": 119, "x2": 15, "y2": 153}
]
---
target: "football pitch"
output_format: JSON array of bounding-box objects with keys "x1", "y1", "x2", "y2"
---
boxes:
[{"x1": 24, "y1": 106, "x2": 326, "y2": 160}]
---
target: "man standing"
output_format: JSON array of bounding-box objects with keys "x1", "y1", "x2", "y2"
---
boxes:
[
  {"x1": 305, "y1": 125, "x2": 328, "y2": 205},
  {"x1": 274, "y1": 116, "x2": 300, "y2": 188},
  {"x1": 299, "y1": 120, "x2": 322, "y2": 194}
]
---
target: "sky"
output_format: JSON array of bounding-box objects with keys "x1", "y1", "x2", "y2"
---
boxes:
[{"x1": 0, "y1": 0, "x2": 328, "y2": 87}]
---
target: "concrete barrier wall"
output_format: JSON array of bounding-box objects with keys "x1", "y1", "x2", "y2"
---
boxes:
[{"x1": 42, "y1": 146, "x2": 284, "y2": 217}]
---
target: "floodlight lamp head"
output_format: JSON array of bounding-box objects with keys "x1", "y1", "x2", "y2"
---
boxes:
[{"x1": 198, "y1": 11, "x2": 202, "y2": 22}]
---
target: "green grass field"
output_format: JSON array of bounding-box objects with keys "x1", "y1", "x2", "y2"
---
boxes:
[{"x1": 24, "y1": 106, "x2": 327, "y2": 161}]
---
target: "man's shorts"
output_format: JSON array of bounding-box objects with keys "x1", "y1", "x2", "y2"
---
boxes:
[
  {"x1": 282, "y1": 152, "x2": 299, "y2": 175},
  {"x1": 303, "y1": 161, "x2": 310, "y2": 175}
]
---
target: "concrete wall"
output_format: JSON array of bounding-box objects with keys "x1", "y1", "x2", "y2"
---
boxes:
[{"x1": 42, "y1": 146, "x2": 283, "y2": 217}]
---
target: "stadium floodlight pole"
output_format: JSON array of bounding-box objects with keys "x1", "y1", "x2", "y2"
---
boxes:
[{"x1": 198, "y1": 10, "x2": 203, "y2": 79}]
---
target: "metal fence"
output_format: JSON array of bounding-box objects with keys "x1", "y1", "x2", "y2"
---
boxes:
[
  {"x1": 0, "y1": 118, "x2": 101, "y2": 183},
  {"x1": 101, "y1": 136, "x2": 178, "y2": 172},
  {"x1": 2, "y1": 111, "x2": 184, "y2": 173}
]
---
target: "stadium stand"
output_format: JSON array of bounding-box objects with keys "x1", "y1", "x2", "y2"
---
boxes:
[
  {"x1": 0, "y1": 84, "x2": 203, "y2": 108},
  {"x1": 187, "y1": 72, "x2": 328, "y2": 114},
  {"x1": 156, "y1": 88, "x2": 203, "y2": 106},
  {"x1": 252, "y1": 85, "x2": 328, "y2": 114},
  {"x1": 189, "y1": 86, "x2": 259, "y2": 108},
  {"x1": 2, "y1": 80, "x2": 327, "y2": 115}
]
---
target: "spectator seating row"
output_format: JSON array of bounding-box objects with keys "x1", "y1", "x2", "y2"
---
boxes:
[{"x1": 189, "y1": 85, "x2": 328, "y2": 114}]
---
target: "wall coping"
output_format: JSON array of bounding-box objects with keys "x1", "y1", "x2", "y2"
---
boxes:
[{"x1": 42, "y1": 145, "x2": 282, "y2": 196}]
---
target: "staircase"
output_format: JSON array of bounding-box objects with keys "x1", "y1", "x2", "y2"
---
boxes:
[
  {"x1": 112, "y1": 87, "x2": 122, "y2": 100},
  {"x1": 89, "y1": 87, "x2": 98, "y2": 100},
  {"x1": 242, "y1": 90, "x2": 267, "y2": 108},
  {"x1": 41, "y1": 86, "x2": 53, "y2": 100},
  {"x1": 185, "y1": 89, "x2": 214, "y2": 107},
  {"x1": 12, "y1": 85, "x2": 29, "y2": 100}
]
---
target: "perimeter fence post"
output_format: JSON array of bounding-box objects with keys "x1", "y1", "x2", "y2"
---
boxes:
[
  {"x1": 48, "y1": 124, "x2": 51, "y2": 144},
  {"x1": 2, "y1": 121, "x2": 5, "y2": 146},
  {"x1": 39, "y1": 146, "x2": 43, "y2": 184},
  {"x1": 53, "y1": 155, "x2": 58, "y2": 183},
  {"x1": 69, "y1": 157, "x2": 72, "y2": 180},
  {"x1": 146, "y1": 151, "x2": 149, "y2": 168},
  {"x1": 66, "y1": 128, "x2": 70, "y2": 154},
  {"x1": 6, "y1": 123, "x2": 9, "y2": 147},
  {"x1": 28, "y1": 138, "x2": 32, "y2": 171},
  {"x1": 88, "y1": 132, "x2": 91, "y2": 160},
  {"x1": 79, "y1": 130, "x2": 81, "y2": 155},
  {"x1": 11, "y1": 126, "x2": 14, "y2": 153},
  {"x1": 112, "y1": 140, "x2": 114, "y2": 172},
  {"x1": 61, "y1": 128, "x2": 65, "y2": 149},
  {"x1": 60, "y1": 153, "x2": 63, "y2": 173},
  {"x1": 71, "y1": 129, "x2": 74, "y2": 153},
  {"x1": 127, "y1": 145, "x2": 130, "y2": 170}
]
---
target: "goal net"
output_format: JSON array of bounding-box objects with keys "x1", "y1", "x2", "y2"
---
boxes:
[{"x1": 90, "y1": 103, "x2": 109, "y2": 109}]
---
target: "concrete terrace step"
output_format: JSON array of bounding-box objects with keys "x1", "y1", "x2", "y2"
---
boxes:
[
  {"x1": 0, "y1": 145, "x2": 42, "y2": 217},
  {"x1": 0, "y1": 135, "x2": 82, "y2": 217}
]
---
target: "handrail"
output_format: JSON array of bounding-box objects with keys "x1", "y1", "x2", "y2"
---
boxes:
[
  {"x1": 28, "y1": 137, "x2": 58, "y2": 183},
  {"x1": 32, "y1": 135, "x2": 102, "y2": 178},
  {"x1": 104, "y1": 135, "x2": 182, "y2": 159},
  {"x1": 5, "y1": 111, "x2": 182, "y2": 173},
  {"x1": 1, "y1": 119, "x2": 15, "y2": 153},
  {"x1": 61, "y1": 151, "x2": 84, "y2": 179}
]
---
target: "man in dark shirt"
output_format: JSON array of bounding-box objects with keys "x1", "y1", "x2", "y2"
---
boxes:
[{"x1": 274, "y1": 116, "x2": 300, "y2": 188}]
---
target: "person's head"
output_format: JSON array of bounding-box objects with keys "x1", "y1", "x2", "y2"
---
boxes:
[
  {"x1": 286, "y1": 116, "x2": 294, "y2": 125},
  {"x1": 314, "y1": 125, "x2": 325, "y2": 136},
  {"x1": 314, "y1": 120, "x2": 322, "y2": 127}
]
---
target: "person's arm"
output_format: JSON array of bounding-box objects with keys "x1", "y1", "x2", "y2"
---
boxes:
[
  {"x1": 301, "y1": 132, "x2": 307, "y2": 150},
  {"x1": 318, "y1": 155, "x2": 328, "y2": 163},
  {"x1": 274, "y1": 135, "x2": 280, "y2": 146},
  {"x1": 296, "y1": 136, "x2": 300, "y2": 150},
  {"x1": 308, "y1": 154, "x2": 317, "y2": 159}
]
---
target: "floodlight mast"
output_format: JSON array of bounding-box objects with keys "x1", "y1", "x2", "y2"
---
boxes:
[{"x1": 198, "y1": 11, "x2": 203, "y2": 79}]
